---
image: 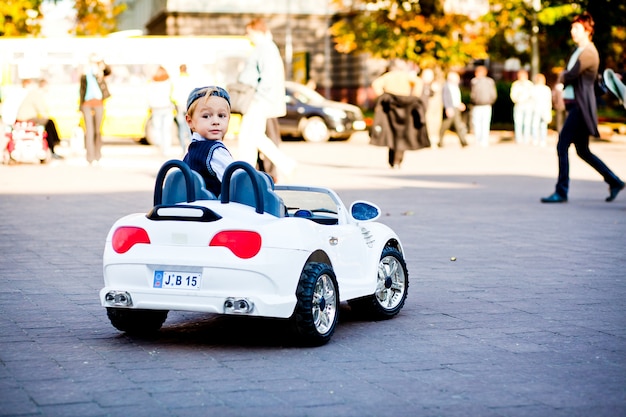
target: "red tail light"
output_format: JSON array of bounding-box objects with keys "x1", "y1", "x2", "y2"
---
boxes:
[
  {"x1": 112, "y1": 227, "x2": 150, "y2": 254},
  {"x1": 209, "y1": 230, "x2": 262, "y2": 259}
]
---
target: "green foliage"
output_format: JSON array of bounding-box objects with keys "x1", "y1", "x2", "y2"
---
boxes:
[{"x1": 537, "y1": 4, "x2": 578, "y2": 25}]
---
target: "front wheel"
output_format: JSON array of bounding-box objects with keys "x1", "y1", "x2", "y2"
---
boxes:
[
  {"x1": 106, "y1": 308, "x2": 168, "y2": 335},
  {"x1": 349, "y1": 246, "x2": 408, "y2": 319},
  {"x1": 291, "y1": 262, "x2": 339, "y2": 346}
]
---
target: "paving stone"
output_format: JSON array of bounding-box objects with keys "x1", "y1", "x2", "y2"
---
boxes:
[{"x1": 0, "y1": 133, "x2": 625, "y2": 416}]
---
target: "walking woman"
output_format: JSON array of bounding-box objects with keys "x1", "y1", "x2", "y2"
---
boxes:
[
  {"x1": 541, "y1": 12, "x2": 624, "y2": 203},
  {"x1": 79, "y1": 53, "x2": 111, "y2": 166}
]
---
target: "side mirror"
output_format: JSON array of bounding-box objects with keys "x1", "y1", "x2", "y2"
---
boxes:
[{"x1": 350, "y1": 201, "x2": 381, "y2": 222}]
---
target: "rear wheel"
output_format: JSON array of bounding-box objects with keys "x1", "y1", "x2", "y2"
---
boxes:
[
  {"x1": 300, "y1": 116, "x2": 330, "y2": 142},
  {"x1": 349, "y1": 246, "x2": 408, "y2": 319},
  {"x1": 292, "y1": 262, "x2": 339, "y2": 346},
  {"x1": 106, "y1": 308, "x2": 168, "y2": 335}
]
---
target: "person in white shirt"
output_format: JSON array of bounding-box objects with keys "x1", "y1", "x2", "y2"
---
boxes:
[
  {"x1": 530, "y1": 73, "x2": 552, "y2": 147},
  {"x1": 147, "y1": 66, "x2": 174, "y2": 156},
  {"x1": 510, "y1": 69, "x2": 535, "y2": 144},
  {"x1": 171, "y1": 64, "x2": 195, "y2": 152},
  {"x1": 236, "y1": 18, "x2": 296, "y2": 182}
]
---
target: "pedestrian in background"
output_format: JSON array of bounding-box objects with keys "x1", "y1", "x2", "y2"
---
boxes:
[
  {"x1": 371, "y1": 59, "x2": 426, "y2": 168},
  {"x1": 172, "y1": 64, "x2": 194, "y2": 153},
  {"x1": 237, "y1": 18, "x2": 296, "y2": 182},
  {"x1": 372, "y1": 59, "x2": 423, "y2": 98},
  {"x1": 16, "y1": 78, "x2": 63, "y2": 159},
  {"x1": 79, "y1": 53, "x2": 111, "y2": 166},
  {"x1": 530, "y1": 73, "x2": 552, "y2": 147},
  {"x1": 257, "y1": 118, "x2": 281, "y2": 182},
  {"x1": 147, "y1": 65, "x2": 174, "y2": 156},
  {"x1": 470, "y1": 65, "x2": 497, "y2": 147},
  {"x1": 420, "y1": 68, "x2": 443, "y2": 145},
  {"x1": 541, "y1": 12, "x2": 624, "y2": 203},
  {"x1": 510, "y1": 69, "x2": 534, "y2": 144},
  {"x1": 438, "y1": 70, "x2": 468, "y2": 148}
]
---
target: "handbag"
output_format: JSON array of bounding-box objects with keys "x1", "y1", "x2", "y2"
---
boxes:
[{"x1": 227, "y1": 82, "x2": 255, "y2": 114}]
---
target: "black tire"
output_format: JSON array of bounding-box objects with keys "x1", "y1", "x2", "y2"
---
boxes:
[
  {"x1": 292, "y1": 262, "x2": 339, "y2": 346},
  {"x1": 349, "y1": 246, "x2": 408, "y2": 320},
  {"x1": 106, "y1": 308, "x2": 168, "y2": 335}
]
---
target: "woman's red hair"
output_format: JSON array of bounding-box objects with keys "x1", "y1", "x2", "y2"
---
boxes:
[{"x1": 573, "y1": 11, "x2": 594, "y2": 38}]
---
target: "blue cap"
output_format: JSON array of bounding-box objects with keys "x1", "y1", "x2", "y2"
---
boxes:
[{"x1": 186, "y1": 86, "x2": 231, "y2": 111}]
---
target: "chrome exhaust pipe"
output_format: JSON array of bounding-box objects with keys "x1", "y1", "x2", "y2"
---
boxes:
[
  {"x1": 104, "y1": 291, "x2": 133, "y2": 307},
  {"x1": 224, "y1": 297, "x2": 254, "y2": 314}
]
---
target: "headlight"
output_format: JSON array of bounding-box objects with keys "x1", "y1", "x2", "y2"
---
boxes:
[
  {"x1": 352, "y1": 120, "x2": 367, "y2": 130},
  {"x1": 323, "y1": 107, "x2": 347, "y2": 120}
]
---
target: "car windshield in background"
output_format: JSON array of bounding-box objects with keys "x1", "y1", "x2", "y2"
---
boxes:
[{"x1": 288, "y1": 83, "x2": 326, "y2": 105}]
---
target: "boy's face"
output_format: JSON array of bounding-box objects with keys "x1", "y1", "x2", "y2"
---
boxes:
[{"x1": 186, "y1": 95, "x2": 230, "y2": 141}]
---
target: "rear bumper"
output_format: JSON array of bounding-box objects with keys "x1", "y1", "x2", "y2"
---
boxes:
[{"x1": 101, "y1": 247, "x2": 306, "y2": 318}]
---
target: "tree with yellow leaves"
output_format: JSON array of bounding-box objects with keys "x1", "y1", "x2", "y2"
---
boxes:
[
  {"x1": 0, "y1": 0, "x2": 125, "y2": 37},
  {"x1": 0, "y1": 0, "x2": 44, "y2": 36},
  {"x1": 73, "y1": 0, "x2": 125, "y2": 36},
  {"x1": 330, "y1": 0, "x2": 489, "y2": 69}
]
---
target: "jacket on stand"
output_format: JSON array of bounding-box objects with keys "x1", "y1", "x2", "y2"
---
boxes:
[{"x1": 370, "y1": 93, "x2": 430, "y2": 153}]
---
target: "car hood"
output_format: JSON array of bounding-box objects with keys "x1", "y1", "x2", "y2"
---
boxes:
[{"x1": 317, "y1": 99, "x2": 362, "y2": 115}]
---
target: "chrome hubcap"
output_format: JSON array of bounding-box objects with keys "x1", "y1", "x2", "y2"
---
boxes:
[
  {"x1": 312, "y1": 273, "x2": 337, "y2": 334},
  {"x1": 376, "y1": 255, "x2": 405, "y2": 309}
]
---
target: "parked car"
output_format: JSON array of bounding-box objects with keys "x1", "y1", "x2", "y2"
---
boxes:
[
  {"x1": 280, "y1": 81, "x2": 366, "y2": 143},
  {"x1": 100, "y1": 160, "x2": 409, "y2": 346}
]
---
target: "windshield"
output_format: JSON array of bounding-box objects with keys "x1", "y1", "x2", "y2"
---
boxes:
[
  {"x1": 287, "y1": 82, "x2": 326, "y2": 104},
  {"x1": 275, "y1": 188, "x2": 339, "y2": 217}
]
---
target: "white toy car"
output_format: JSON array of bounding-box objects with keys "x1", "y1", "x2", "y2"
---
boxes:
[{"x1": 100, "y1": 160, "x2": 409, "y2": 345}]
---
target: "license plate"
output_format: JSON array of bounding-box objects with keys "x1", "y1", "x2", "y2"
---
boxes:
[{"x1": 153, "y1": 271, "x2": 201, "y2": 290}]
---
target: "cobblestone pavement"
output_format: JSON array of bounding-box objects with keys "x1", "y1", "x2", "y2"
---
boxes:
[{"x1": 1, "y1": 131, "x2": 625, "y2": 416}]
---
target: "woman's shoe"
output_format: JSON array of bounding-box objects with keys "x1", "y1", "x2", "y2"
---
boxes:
[
  {"x1": 606, "y1": 182, "x2": 625, "y2": 202},
  {"x1": 541, "y1": 193, "x2": 567, "y2": 203}
]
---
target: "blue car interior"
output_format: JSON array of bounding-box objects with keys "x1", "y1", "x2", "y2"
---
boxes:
[
  {"x1": 162, "y1": 170, "x2": 216, "y2": 205},
  {"x1": 154, "y1": 159, "x2": 215, "y2": 206},
  {"x1": 227, "y1": 168, "x2": 285, "y2": 218},
  {"x1": 155, "y1": 160, "x2": 285, "y2": 218}
]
